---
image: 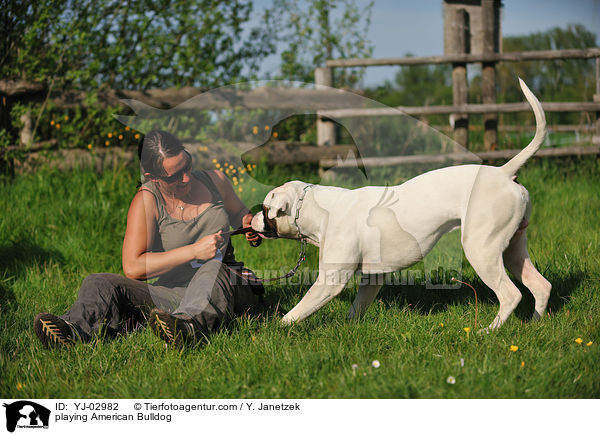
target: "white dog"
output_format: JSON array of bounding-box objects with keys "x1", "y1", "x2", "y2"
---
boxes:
[{"x1": 251, "y1": 79, "x2": 551, "y2": 331}]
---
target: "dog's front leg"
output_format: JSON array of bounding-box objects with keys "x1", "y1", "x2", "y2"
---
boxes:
[
  {"x1": 347, "y1": 276, "x2": 384, "y2": 321},
  {"x1": 281, "y1": 267, "x2": 355, "y2": 324}
]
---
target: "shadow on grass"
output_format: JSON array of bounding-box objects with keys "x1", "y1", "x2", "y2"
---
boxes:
[
  {"x1": 355, "y1": 268, "x2": 584, "y2": 324},
  {"x1": 0, "y1": 238, "x2": 65, "y2": 311},
  {"x1": 260, "y1": 266, "x2": 583, "y2": 325}
]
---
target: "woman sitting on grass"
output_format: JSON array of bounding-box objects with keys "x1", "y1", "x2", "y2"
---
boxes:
[{"x1": 34, "y1": 130, "x2": 264, "y2": 347}]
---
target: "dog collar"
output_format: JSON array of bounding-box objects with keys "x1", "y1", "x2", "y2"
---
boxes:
[{"x1": 293, "y1": 184, "x2": 314, "y2": 240}]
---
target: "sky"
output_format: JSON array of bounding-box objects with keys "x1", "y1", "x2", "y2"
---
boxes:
[{"x1": 254, "y1": 0, "x2": 600, "y2": 86}]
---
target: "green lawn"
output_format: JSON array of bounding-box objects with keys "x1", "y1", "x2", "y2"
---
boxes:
[{"x1": 1, "y1": 157, "x2": 598, "y2": 398}]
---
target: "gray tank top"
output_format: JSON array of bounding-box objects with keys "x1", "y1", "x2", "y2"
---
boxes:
[{"x1": 140, "y1": 170, "x2": 233, "y2": 287}]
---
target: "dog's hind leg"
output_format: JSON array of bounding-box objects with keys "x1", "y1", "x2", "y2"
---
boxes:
[
  {"x1": 347, "y1": 275, "x2": 383, "y2": 321},
  {"x1": 462, "y1": 238, "x2": 523, "y2": 331},
  {"x1": 503, "y1": 230, "x2": 552, "y2": 320}
]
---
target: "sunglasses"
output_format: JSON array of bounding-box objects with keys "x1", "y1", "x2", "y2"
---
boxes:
[{"x1": 160, "y1": 152, "x2": 192, "y2": 184}]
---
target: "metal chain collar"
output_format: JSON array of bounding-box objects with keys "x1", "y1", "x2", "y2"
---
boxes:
[{"x1": 294, "y1": 184, "x2": 314, "y2": 240}]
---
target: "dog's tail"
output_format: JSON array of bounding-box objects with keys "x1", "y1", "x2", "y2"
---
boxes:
[{"x1": 501, "y1": 78, "x2": 547, "y2": 176}]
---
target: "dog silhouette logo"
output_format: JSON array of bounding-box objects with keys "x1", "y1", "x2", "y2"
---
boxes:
[{"x1": 3, "y1": 401, "x2": 50, "y2": 432}]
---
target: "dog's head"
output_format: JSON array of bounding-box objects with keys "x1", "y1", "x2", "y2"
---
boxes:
[{"x1": 251, "y1": 181, "x2": 309, "y2": 239}]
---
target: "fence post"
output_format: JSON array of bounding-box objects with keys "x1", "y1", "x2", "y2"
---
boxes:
[
  {"x1": 20, "y1": 112, "x2": 34, "y2": 146},
  {"x1": 315, "y1": 67, "x2": 336, "y2": 147},
  {"x1": 482, "y1": 0, "x2": 499, "y2": 150},
  {"x1": 445, "y1": 8, "x2": 470, "y2": 148}
]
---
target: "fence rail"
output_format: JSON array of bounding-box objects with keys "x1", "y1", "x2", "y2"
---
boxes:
[
  {"x1": 326, "y1": 48, "x2": 600, "y2": 68},
  {"x1": 319, "y1": 101, "x2": 600, "y2": 118},
  {"x1": 320, "y1": 144, "x2": 600, "y2": 168}
]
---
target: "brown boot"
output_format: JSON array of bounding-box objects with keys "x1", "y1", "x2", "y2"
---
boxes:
[
  {"x1": 148, "y1": 308, "x2": 206, "y2": 347},
  {"x1": 34, "y1": 313, "x2": 78, "y2": 348}
]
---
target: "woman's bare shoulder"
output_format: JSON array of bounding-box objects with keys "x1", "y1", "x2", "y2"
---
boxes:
[{"x1": 129, "y1": 188, "x2": 159, "y2": 220}]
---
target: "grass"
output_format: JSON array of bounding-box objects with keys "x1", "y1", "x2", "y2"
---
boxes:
[{"x1": 1, "y1": 157, "x2": 599, "y2": 398}]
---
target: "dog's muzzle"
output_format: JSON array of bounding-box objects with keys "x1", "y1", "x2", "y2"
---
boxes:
[{"x1": 255, "y1": 206, "x2": 279, "y2": 239}]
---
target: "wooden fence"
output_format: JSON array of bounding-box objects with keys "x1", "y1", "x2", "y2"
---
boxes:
[
  {"x1": 2, "y1": 46, "x2": 599, "y2": 169},
  {"x1": 316, "y1": 47, "x2": 600, "y2": 157}
]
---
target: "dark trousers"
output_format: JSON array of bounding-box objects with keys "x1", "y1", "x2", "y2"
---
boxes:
[{"x1": 60, "y1": 260, "x2": 262, "y2": 341}]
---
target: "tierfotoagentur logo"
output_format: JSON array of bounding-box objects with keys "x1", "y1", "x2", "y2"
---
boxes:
[
  {"x1": 116, "y1": 79, "x2": 478, "y2": 299},
  {"x1": 3, "y1": 401, "x2": 51, "y2": 432}
]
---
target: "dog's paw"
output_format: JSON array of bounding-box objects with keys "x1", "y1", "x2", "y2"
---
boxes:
[{"x1": 280, "y1": 315, "x2": 294, "y2": 325}]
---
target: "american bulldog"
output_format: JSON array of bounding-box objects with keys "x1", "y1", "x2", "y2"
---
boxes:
[{"x1": 251, "y1": 79, "x2": 551, "y2": 331}]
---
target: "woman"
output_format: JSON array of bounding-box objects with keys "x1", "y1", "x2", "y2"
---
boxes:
[{"x1": 34, "y1": 130, "x2": 263, "y2": 347}]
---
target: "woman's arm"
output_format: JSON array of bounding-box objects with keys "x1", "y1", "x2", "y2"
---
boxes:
[
  {"x1": 122, "y1": 190, "x2": 223, "y2": 280},
  {"x1": 208, "y1": 170, "x2": 259, "y2": 242}
]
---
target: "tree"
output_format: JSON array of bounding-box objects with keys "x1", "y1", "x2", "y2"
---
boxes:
[
  {"x1": 495, "y1": 24, "x2": 598, "y2": 126},
  {"x1": 1, "y1": 0, "x2": 275, "y2": 90},
  {"x1": 263, "y1": 0, "x2": 375, "y2": 87}
]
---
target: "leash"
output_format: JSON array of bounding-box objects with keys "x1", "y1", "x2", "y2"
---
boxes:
[
  {"x1": 221, "y1": 226, "x2": 308, "y2": 283},
  {"x1": 222, "y1": 185, "x2": 314, "y2": 283},
  {"x1": 221, "y1": 226, "x2": 262, "y2": 247},
  {"x1": 451, "y1": 277, "x2": 478, "y2": 330},
  {"x1": 223, "y1": 238, "x2": 307, "y2": 284}
]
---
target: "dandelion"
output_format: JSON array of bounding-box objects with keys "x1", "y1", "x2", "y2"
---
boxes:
[
  {"x1": 50, "y1": 120, "x2": 55, "y2": 126},
  {"x1": 16, "y1": 382, "x2": 23, "y2": 391},
  {"x1": 134, "y1": 133, "x2": 140, "y2": 139},
  {"x1": 510, "y1": 345, "x2": 519, "y2": 352},
  {"x1": 105, "y1": 141, "x2": 110, "y2": 146},
  {"x1": 108, "y1": 132, "x2": 113, "y2": 138},
  {"x1": 372, "y1": 360, "x2": 380, "y2": 368},
  {"x1": 446, "y1": 376, "x2": 456, "y2": 385},
  {"x1": 575, "y1": 337, "x2": 583, "y2": 344},
  {"x1": 463, "y1": 327, "x2": 471, "y2": 334},
  {"x1": 238, "y1": 187, "x2": 243, "y2": 193},
  {"x1": 520, "y1": 361, "x2": 525, "y2": 368},
  {"x1": 87, "y1": 144, "x2": 92, "y2": 150},
  {"x1": 252, "y1": 126, "x2": 258, "y2": 134},
  {"x1": 212, "y1": 159, "x2": 217, "y2": 164},
  {"x1": 440, "y1": 322, "x2": 444, "y2": 327},
  {"x1": 55, "y1": 123, "x2": 61, "y2": 129},
  {"x1": 273, "y1": 132, "x2": 279, "y2": 138},
  {"x1": 265, "y1": 125, "x2": 270, "y2": 131},
  {"x1": 125, "y1": 126, "x2": 130, "y2": 131},
  {"x1": 118, "y1": 134, "x2": 123, "y2": 140},
  {"x1": 587, "y1": 341, "x2": 593, "y2": 347},
  {"x1": 215, "y1": 163, "x2": 221, "y2": 169},
  {"x1": 64, "y1": 115, "x2": 69, "y2": 121}
]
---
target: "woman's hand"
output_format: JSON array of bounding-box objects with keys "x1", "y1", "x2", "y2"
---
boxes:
[
  {"x1": 242, "y1": 213, "x2": 260, "y2": 242},
  {"x1": 191, "y1": 231, "x2": 224, "y2": 261}
]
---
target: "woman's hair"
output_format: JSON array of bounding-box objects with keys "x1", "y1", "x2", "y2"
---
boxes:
[{"x1": 138, "y1": 130, "x2": 185, "y2": 177}]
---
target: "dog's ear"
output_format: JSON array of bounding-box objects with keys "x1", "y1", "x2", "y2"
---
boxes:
[{"x1": 265, "y1": 190, "x2": 291, "y2": 219}]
